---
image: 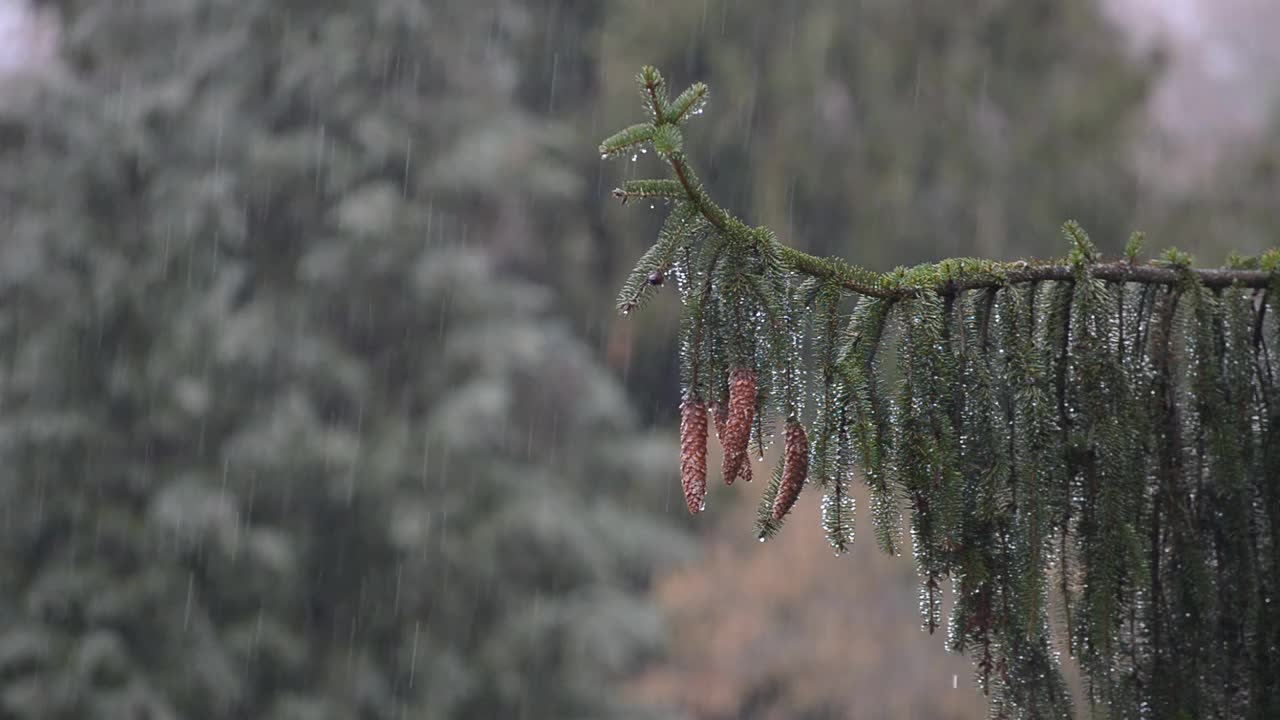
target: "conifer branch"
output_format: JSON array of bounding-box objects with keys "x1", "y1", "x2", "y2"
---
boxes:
[
  {"x1": 605, "y1": 78, "x2": 1276, "y2": 296},
  {"x1": 602, "y1": 67, "x2": 1280, "y2": 719},
  {"x1": 658, "y1": 147, "x2": 1274, "y2": 294}
]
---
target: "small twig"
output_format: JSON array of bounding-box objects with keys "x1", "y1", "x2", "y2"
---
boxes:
[{"x1": 642, "y1": 75, "x2": 666, "y2": 122}]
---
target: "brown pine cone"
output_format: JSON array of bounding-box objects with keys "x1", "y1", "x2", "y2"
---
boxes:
[
  {"x1": 772, "y1": 419, "x2": 809, "y2": 521},
  {"x1": 680, "y1": 398, "x2": 708, "y2": 514},
  {"x1": 720, "y1": 367, "x2": 756, "y2": 486},
  {"x1": 712, "y1": 402, "x2": 751, "y2": 484}
]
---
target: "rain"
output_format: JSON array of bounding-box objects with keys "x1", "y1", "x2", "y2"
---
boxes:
[{"x1": 0, "y1": 1, "x2": 1278, "y2": 719}]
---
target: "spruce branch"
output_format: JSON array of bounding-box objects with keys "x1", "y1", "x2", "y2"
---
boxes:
[
  {"x1": 616, "y1": 201, "x2": 701, "y2": 314},
  {"x1": 637, "y1": 65, "x2": 669, "y2": 122},
  {"x1": 663, "y1": 128, "x2": 1274, "y2": 294},
  {"x1": 602, "y1": 66, "x2": 1280, "y2": 719},
  {"x1": 612, "y1": 179, "x2": 685, "y2": 204},
  {"x1": 601, "y1": 69, "x2": 1276, "y2": 298},
  {"x1": 666, "y1": 82, "x2": 709, "y2": 124},
  {"x1": 599, "y1": 123, "x2": 655, "y2": 159}
]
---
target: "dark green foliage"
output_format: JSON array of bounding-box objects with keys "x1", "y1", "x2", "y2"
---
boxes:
[
  {"x1": 811, "y1": 285, "x2": 851, "y2": 552},
  {"x1": 605, "y1": 68, "x2": 1280, "y2": 719},
  {"x1": 753, "y1": 453, "x2": 790, "y2": 540},
  {"x1": 617, "y1": 201, "x2": 706, "y2": 314},
  {"x1": 1125, "y1": 232, "x2": 1145, "y2": 264},
  {"x1": 600, "y1": 123, "x2": 658, "y2": 158},
  {"x1": 840, "y1": 297, "x2": 900, "y2": 555},
  {"x1": 665, "y1": 82, "x2": 708, "y2": 125}
]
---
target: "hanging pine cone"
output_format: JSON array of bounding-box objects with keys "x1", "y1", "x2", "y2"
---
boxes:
[
  {"x1": 712, "y1": 402, "x2": 751, "y2": 484},
  {"x1": 772, "y1": 419, "x2": 809, "y2": 521},
  {"x1": 680, "y1": 397, "x2": 708, "y2": 514},
  {"x1": 720, "y1": 367, "x2": 756, "y2": 486}
]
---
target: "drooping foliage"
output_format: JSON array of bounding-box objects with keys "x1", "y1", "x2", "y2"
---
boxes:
[{"x1": 604, "y1": 67, "x2": 1280, "y2": 719}]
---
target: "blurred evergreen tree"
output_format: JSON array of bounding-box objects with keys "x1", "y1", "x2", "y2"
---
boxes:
[{"x1": 0, "y1": 2, "x2": 690, "y2": 719}]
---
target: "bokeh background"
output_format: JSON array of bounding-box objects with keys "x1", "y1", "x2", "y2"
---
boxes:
[{"x1": 0, "y1": 1, "x2": 1276, "y2": 718}]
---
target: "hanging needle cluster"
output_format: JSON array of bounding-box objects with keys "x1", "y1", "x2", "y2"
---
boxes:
[{"x1": 603, "y1": 66, "x2": 1280, "y2": 720}]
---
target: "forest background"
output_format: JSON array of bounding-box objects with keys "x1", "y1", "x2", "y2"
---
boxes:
[{"x1": 0, "y1": 1, "x2": 1276, "y2": 718}]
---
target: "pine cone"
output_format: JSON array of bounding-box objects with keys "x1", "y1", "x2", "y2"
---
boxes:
[
  {"x1": 712, "y1": 402, "x2": 751, "y2": 484},
  {"x1": 772, "y1": 419, "x2": 809, "y2": 521},
  {"x1": 680, "y1": 398, "x2": 708, "y2": 514},
  {"x1": 720, "y1": 367, "x2": 756, "y2": 486}
]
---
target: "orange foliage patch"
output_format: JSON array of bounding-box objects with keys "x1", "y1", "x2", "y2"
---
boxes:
[{"x1": 631, "y1": 473, "x2": 989, "y2": 720}]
